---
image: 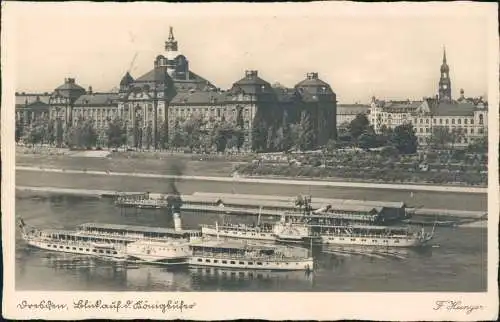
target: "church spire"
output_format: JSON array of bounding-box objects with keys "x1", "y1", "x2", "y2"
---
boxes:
[
  {"x1": 168, "y1": 26, "x2": 175, "y2": 41},
  {"x1": 165, "y1": 26, "x2": 178, "y2": 52},
  {"x1": 438, "y1": 46, "x2": 451, "y2": 102}
]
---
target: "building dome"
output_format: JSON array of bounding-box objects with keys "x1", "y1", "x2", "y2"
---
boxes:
[{"x1": 294, "y1": 72, "x2": 335, "y2": 101}]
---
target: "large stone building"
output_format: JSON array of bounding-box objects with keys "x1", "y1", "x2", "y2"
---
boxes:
[
  {"x1": 369, "y1": 48, "x2": 488, "y2": 147},
  {"x1": 336, "y1": 103, "x2": 371, "y2": 128},
  {"x1": 16, "y1": 27, "x2": 337, "y2": 152}
]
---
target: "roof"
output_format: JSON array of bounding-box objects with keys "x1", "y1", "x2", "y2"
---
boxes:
[
  {"x1": 15, "y1": 94, "x2": 51, "y2": 107},
  {"x1": 191, "y1": 192, "x2": 406, "y2": 209},
  {"x1": 53, "y1": 78, "x2": 86, "y2": 100},
  {"x1": 79, "y1": 223, "x2": 200, "y2": 235},
  {"x1": 23, "y1": 100, "x2": 50, "y2": 110},
  {"x1": 120, "y1": 72, "x2": 135, "y2": 86},
  {"x1": 431, "y1": 102, "x2": 477, "y2": 116},
  {"x1": 191, "y1": 239, "x2": 276, "y2": 250},
  {"x1": 170, "y1": 90, "x2": 228, "y2": 105},
  {"x1": 135, "y1": 67, "x2": 174, "y2": 84},
  {"x1": 273, "y1": 87, "x2": 299, "y2": 103},
  {"x1": 337, "y1": 104, "x2": 370, "y2": 115},
  {"x1": 74, "y1": 93, "x2": 119, "y2": 106},
  {"x1": 383, "y1": 101, "x2": 422, "y2": 111},
  {"x1": 231, "y1": 70, "x2": 274, "y2": 95}
]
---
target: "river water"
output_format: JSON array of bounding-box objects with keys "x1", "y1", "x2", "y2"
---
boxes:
[{"x1": 15, "y1": 192, "x2": 487, "y2": 292}]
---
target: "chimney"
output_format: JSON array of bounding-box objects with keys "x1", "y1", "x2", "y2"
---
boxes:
[
  {"x1": 245, "y1": 70, "x2": 258, "y2": 78},
  {"x1": 307, "y1": 72, "x2": 318, "y2": 80},
  {"x1": 88, "y1": 86, "x2": 93, "y2": 94}
]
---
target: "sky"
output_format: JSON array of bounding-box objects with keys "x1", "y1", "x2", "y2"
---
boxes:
[{"x1": 6, "y1": 2, "x2": 494, "y2": 103}]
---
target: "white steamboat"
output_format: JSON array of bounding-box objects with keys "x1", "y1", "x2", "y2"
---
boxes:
[
  {"x1": 188, "y1": 238, "x2": 313, "y2": 271},
  {"x1": 200, "y1": 195, "x2": 435, "y2": 248},
  {"x1": 18, "y1": 218, "x2": 202, "y2": 265}
]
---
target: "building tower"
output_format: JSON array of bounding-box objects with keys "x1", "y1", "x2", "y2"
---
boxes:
[{"x1": 438, "y1": 47, "x2": 451, "y2": 102}]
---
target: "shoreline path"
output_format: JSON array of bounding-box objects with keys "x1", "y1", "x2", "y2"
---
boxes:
[{"x1": 16, "y1": 166, "x2": 486, "y2": 194}]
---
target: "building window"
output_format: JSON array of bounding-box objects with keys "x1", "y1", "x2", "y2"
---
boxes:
[
  {"x1": 433, "y1": 119, "x2": 436, "y2": 124},
  {"x1": 426, "y1": 119, "x2": 429, "y2": 124},
  {"x1": 479, "y1": 114, "x2": 484, "y2": 125},
  {"x1": 419, "y1": 119, "x2": 423, "y2": 124},
  {"x1": 470, "y1": 129, "x2": 474, "y2": 134},
  {"x1": 445, "y1": 119, "x2": 449, "y2": 125},
  {"x1": 458, "y1": 119, "x2": 461, "y2": 125},
  {"x1": 425, "y1": 127, "x2": 429, "y2": 133},
  {"x1": 479, "y1": 128, "x2": 484, "y2": 134},
  {"x1": 470, "y1": 119, "x2": 474, "y2": 125},
  {"x1": 419, "y1": 128, "x2": 423, "y2": 133},
  {"x1": 452, "y1": 119, "x2": 455, "y2": 124},
  {"x1": 439, "y1": 119, "x2": 443, "y2": 124}
]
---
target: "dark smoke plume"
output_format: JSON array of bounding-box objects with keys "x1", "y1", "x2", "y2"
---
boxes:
[{"x1": 166, "y1": 159, "x2": 185, "y2": 213}]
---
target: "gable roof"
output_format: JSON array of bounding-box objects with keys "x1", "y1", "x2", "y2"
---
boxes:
[
  {"x1": 15, "y1": 94, "x2": 51, "y2": 107},
  {"x1": 74, "y1": 93, "x2": 119, "y2": 106},
  {"x1": 337, "y1": 104, "x2": 370, "y2": 115}
]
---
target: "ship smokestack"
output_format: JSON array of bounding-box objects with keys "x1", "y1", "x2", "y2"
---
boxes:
[
  {"x1": 166, "y1": 160, "x2": 185, "y2": 231},
  {"x1": 173, "y1": 212, "x2": 182, "y2": 231}
]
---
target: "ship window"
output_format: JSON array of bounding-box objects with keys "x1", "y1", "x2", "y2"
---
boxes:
[
  {"x1": 372, "y1": 240, "x2": 377, "y2": 243},
  {"x1": 230, "y1": 261, "x2": 236, "y2": 264},
  {"x1": 205, "y1": 259, "x2": 211, "y2": 263},
  {"x1": 60, "y1": 246, "x2": 64, "y2": 249},
  {"x1": 239, "y1": 261, "x2": 244, "y2": 265},
  {"x1": 361, "y1": 239, "x2": 366, "y2": 242},
  {"x1": 66, "y1": 247, "x2": 70, "y2": 249},
  {"x1": 286, "y1": 262, "x2": 289, "y2": 265},
  {"x1": 383, "y1": 240, "x2": 388, "y2": 243},
  {"x1": 99, "y1": 250, "x2": 104, "y2": 253},
  {"x1": 79, "y1": 248, "x2": 83, "y2": 251},
  {"x1": 351, "y1": 239, "x2": 356, "y2": 242},
  {"x1": 73, "y1": 247, "x2": 76, "y2": 250},
  {"x1": 222, "y1": 260, "x2": 227, "y2": 264},
  {"x1": 394, "y1": 240, "x2": 399, "y2": 243},
  {"x1": 260, "y1": 234, "x2": 265, "y2": 236},
  {"x1": 340, "y1": 238, "x2": 344, "y2": 240},
  {"x1": 197, "y1": 258, "x2": 202, "y2": 262},
  {"x1": 214, "y1": 260, "x2": 218, "y2": 263},
  {"x1": 93, "y1": 249, "x2": 97, "y2": 252},
  {"x1": 257, "y1": 262, "x2": 263, "y2": 265},
  {"x1": 248, "y1": 262, "x2": 253, "y2": 265},
  {"x1": 106, "y1": 250, "x2": 111, "y2": 254},
  {"x1": 85, "y1": 249, "x2": 89, "y2": 252}
]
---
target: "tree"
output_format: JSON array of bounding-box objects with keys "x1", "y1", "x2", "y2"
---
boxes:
[
  {"x1": 183, "y1": 117, "x2": 203, "y2": 150},
  {"x1": 106, "y1": 118, "x2": 126, "y2": 149},
  {"x1": 158, "y1": 121, "x2": 169, "y2": 150},
  {"x1": 391, "y1": 124, "x2": 418, "y2": 154},
  {"x1": 297, "y1": 111, "x2": 314, "y2": 151},
  {"x1": 144, "y1": 123, "x2": 153, "y2": 150},
  {"x1": 326, "y1": 139, "x2": 337, "y2": 153},
  {"x1": 450, "y1": 127, "x2": 465, "y2": 149},
  {"x1": 55, "y1": 118, "x2": 64, "y2": 148},
  {"x1": 428, "y1": 126, "x2": 453, "y2": 150},
  {"x1": 358, "y1": 133, "x2": 377, "y2": 150},
  {"x1": 348, "y1": 114, "x2": 370, "y2": 140},
  {"x1": 15, "y1": 120, "x2": 23, "y2": 143},
  {"x1": 45, "y1": 119, "x2": 56, "y2": 146},
  {"x1": 169, "y1": 124, "x2": 186, "y2": 150}
]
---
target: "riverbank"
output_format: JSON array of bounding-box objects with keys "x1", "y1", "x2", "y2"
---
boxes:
[
  {"x1": 17, "y1": 166, "x2": 486, "y2": 194},
  {"x1": 16, "y1": 151, "x2": 487, "y2": 188}
]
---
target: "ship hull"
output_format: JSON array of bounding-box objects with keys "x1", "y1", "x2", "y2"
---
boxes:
[
  {"x1": 24, "y1": 238, "x2": 126, "y2": 260},
  {"x1": 318, "y1": 235, "x2": 428, "y2": 247},
  {"x1": 189, "y1": 255, "x2": 314, "y2": 271}
]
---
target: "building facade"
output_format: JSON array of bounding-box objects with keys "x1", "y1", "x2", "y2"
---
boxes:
[
  {"x1": 369, "y1": 48, "x2": 488, "y2": 147},
  {"x1": 15, "y1": 27, "x2": 338, "y2": 152}
]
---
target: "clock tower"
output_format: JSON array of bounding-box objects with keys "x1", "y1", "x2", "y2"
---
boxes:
[{"x1": 438, "y1": 47, "x2": 451, "y2": 102}]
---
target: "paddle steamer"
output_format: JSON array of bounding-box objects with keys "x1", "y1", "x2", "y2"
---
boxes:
[{"x1": 200, "y1": 195, "x2": 435, "y2": 247}]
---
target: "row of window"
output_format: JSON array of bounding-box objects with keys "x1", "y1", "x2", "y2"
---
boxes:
[
  {"x1": 418, "y1": 117, "x2": 483, "y2": 125},
  {"x1": 417, "y1": 127, "x2": 483, "y2": 134},
  {"x1": 46, "y1": 244, "x2": 118, "y2": 255},
  {"x1": 195, "y1": 258, "x2": 299, "y2": 266},
  {"x1": 326, "y1": 237, "x2": 400, "y2": 243}
]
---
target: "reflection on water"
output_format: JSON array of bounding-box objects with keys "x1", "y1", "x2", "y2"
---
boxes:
[{"x1": 15, "y1": 193, "x2": 487, "y2": 292}]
